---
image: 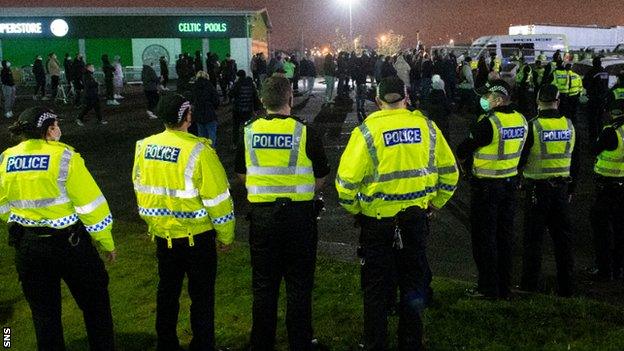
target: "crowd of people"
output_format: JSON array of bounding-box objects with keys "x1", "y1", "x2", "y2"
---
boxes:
[{"x1": 3, "y1": 41, "x2": 624, "y2": 351}]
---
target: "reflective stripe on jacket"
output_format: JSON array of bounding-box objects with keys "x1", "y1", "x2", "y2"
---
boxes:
[
  {"x1": 244, "y1": 117, "x2": 316, "y2": 203},
  {"x1": 473, "y1": 111, "x2": 528, "y2": 179},
  {"x1": 133, "y1": 129, "x2": 235, "y2": 246},
  {"x1": 595, "y1": 124, "x2": 624, "y2": 178},
  {"x1": 0, "y1": 140, "x2": 114, "y2": 251},
  {"x1": 524, "y1": 117, "x2": 575, "y2": 179},
  {"x1": 336, "y1": 108, "x2": 459, "y2": 218}
]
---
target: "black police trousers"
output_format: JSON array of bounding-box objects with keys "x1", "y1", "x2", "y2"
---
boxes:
[
  {"x1": 249, "y1": 200, "x2": 318, "y2": 351},
  {"x1": 470, "y1": 177, "x2": 519, "y2": 298},
  {"x1": 359, "y1": 207, "x2": 431, "y2": 351},
  {"x1": 591, "y1": 178, "x2": 624, "y2": 279},
  {"x1": 11, "y1": 223, "x2": 114, "y2": 351},
  {"x1": 520, "y1": 180, "x2": 575, "y2": 296},
  {"x1": 155, "y1": 231, "x2": 217, "y2": 351}
]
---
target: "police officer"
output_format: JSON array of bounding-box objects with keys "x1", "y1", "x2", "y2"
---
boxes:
[
  {"x1": 519, "y1": 85, "x2": 578, "y2": 297},
  {"x1": 235, "y1": 76, "x2": 329, "y2": 351},
  {"x1": 552, "y1": 61, "x2": 570, "y2": 118},
  {"x1": 565, "y1": 63, "x2": 583, "y2": 124},
  {"x1": 457, "y1": 80, "x2": 528, "y2": 299},
  {"x1": 132, "y1": 94, "x2": 235, "y2": 351},
  {"x1": 589, "y1": 107, "x2": 624, "y2": 281},
  {"x1": 608, "y1": 71, "x2": 624, "y2": 111},
  {"x1": 0, "y1": 107, "x2": 116, "y2": 350},
  {"x1": 583, "y1": 57, "x2": 610, "y2": 144},
  {"x1": 515, "y1": 57, "x2": 534, "y2": 116},
  {"x1": 336, "y1": 76, "x2": 459, "y2": 350}
]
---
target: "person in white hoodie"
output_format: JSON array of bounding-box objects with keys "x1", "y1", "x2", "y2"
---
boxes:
[
  {"x1": 112, "y1": 56, "x2": 124, "y2": 100},
  {"x1": 457, "y1": 56, "x2": 476, "y2": 110},
  {"x1": 393, "y1": 54, "x2": 411, "y2": 87}
]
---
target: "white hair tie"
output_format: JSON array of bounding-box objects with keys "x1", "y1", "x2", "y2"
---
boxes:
[{"x1": 37, "y1": 112, "x2": 57, "y2": 128}]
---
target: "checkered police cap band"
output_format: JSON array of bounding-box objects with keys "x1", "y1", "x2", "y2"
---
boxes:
[
  {"x1": 489, "y1": 85, "x2": 509, "y2": 97},
  {"x1": 36, "y1": 112, "x2": 57, "y2": 128},
  {"x1": 178, "y1": 101, "x2": 191, "y2": 123}
]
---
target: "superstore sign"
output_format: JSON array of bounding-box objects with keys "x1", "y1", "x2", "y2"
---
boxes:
[
  {"x1": 0, "y1": 16, "x2": 245, "y2": 38},
  {"x1": 0, "y1": 22, "x2": 43, "y2": 34}
]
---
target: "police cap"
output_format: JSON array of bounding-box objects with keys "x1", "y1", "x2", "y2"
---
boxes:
[
  {"x1": 18, "y1": 107, "x2": 57, "y2": 129},
  {"x1": 155, "y1": 93, "x2": 191, "y2": 125},
  {"x1": 476, "y1": 79, "x2": 511, "y2": 97},
  {"x1": 377, "y1": 76, "x2": 406, "y2": 104},
  {"x1": 538, "y1": 84, "x2": 560, "y2": 103}
]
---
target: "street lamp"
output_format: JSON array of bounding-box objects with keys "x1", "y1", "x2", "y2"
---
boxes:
[{"x1": 338, "y1": 0, "x2": 357, "y2": 46}]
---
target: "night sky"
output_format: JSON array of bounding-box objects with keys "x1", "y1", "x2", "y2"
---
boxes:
[{"x1": 15, "y1": 0, "x2": 624, "y2": 49}]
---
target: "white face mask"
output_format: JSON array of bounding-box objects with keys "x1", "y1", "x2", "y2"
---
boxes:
[{"x1": 6, "y1": 62, "x2": 10, "y2": 68}]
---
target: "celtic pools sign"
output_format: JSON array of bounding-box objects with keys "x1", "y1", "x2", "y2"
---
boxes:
[{"x1": 178, "y1": 22, "x2": 228, "y2": 33}]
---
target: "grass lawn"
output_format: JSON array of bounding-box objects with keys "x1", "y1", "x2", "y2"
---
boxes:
[{"x1": 1, "y1": 221, "x2": 624, "y2": 351}]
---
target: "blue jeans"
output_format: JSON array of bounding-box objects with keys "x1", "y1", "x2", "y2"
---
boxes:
[{"x1": 197, "y1": 121, "x2": 218, "y2": 146}]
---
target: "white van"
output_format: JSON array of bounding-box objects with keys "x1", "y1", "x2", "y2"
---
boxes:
[{"x1": 470, "y1": 34, "x2": 569, "y2": 64}]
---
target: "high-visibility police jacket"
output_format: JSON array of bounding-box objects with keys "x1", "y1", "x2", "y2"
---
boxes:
[
  {"x1": 595, "y1": 122, "x2": 624, "y2": 178},
  {"x1": 133, "y1": 129, "x2": 235, "y2": 247},
  {"x1": 533, "y1": 67, "x2": 545, "y2": 87},
  {"x1": 613, "y1": 86, "x2": 624, "y2": 102},
  {"x1": 553, "y1": 69, "x2": 570, "y2": 94},
  {"x1": 473, "y1": 110, "x2": 528, "y2": 179},
  {"x1": 244, "y1": 116, "x2": 316, "y2": 203},
  {"x1": 336, "y1": 108, "x2": 459, "y2": 218},
  {"x1": 516, "y1": 65, "x2": 533, "y2": 86},
  {"x1": 524, "y1": 116, "x2": 575, "y2": 179},
  {"x1": 568, "y1": 71, "x2": 583, "y2": 96},
  {"x1": 0, "y1": 139, "x2": 114, "y2": 251}
]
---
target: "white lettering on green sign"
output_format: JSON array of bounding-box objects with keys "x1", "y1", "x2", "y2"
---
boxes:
[
  {"x1": 178, "y1": 22, "x2": 227, "y2": 33},
  {"x1": 0, "y1": 23, "x2": 42, "y2": 34}
]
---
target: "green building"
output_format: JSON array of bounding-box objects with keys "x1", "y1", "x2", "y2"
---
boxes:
[{"x1": 0, "y1": 7, "x2": 272, "y2": 75}]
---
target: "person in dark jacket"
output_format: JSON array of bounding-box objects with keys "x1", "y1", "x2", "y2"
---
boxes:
[
  {"x1": 192, "y1": 71, "x2": 221, "y2": 144},
  {"x1": 220, "y1": 54, "x2": 237, "y2": 102},
  {"x1": 63, "y1": 53, "x2": 73, "y2": 85},
  {"x1": 351, "y1": 54, "x2": 368, "y2": 121},
  {"x1": 424, "y1": 74, "x2": 452, "y2": 138},
  {"x1": 77, "y1": 64, "x2": 106, "y2": 126},
  {"x1": 420, "y1": 57, "x2": 434, "y2": 101},
  {"x1": 142, "y1": 62, "x2": 160, "y2": 119},
  {"x1": 159, "y1": 56, "x2": 169, "y2": 89},
  {"x1": 584, "y1": 56, "x2": 611, "y2": 143},
  {"x1": 323, "y1": 54, "x2": 337, "y2": 103},
  {"x1": 252, "y1": 52, "x2": 268, "y2": 89},
  {"x1": 32, "y1": 56, "x2": 46, "y2": 100},
  {"x1": 207, "y1": 53, "x2": 220, "y2": 89},
  {"x1": 1, "y1": 60, "x2": 16, "y2": 118},
  {"x1": 474, "y1": 56, "x2": 489, "y2": 89},
  {"x1": 194, "y1": 50, "x2": 203, "y2": 73},
  {"x1": 380, "y1": 56, "x2": 397, "y2": 79},
  {"x1": 229, "y1": 70, "x2": 260, "y2": 147},
  {"x1": 72, "y1": 54, "x2": 86, "y2": 106},
  {"x1": 101, "y1": 54, "x2": 117, "y2": 106},
  {"x1": 336, "y1": 52, "x2": 351, "y2": 98}
]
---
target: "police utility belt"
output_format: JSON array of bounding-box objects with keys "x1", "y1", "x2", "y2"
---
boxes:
[
  {"x1": 8, "y1": 222, "x2": 85, "y2": 248},
  {"x1": 251, "y1": 197, "x2": 325, "y2": 219},
  {"x1": 359, "y1": 206, "x2": 426, "y2": 251},
  {"x1": 527, "y1": 177, "x2": 572, "y2": 188}
]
